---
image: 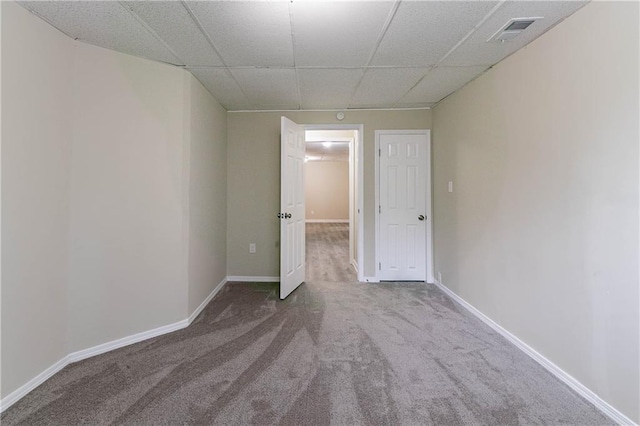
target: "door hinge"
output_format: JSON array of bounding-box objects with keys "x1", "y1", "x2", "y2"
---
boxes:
[
  {"x1": 378, "y1": 148, "x2": 381, "y2": 157},
  {"x1": 379, "y1": 205, "x2": 381, "y2": 214},
  {"x1": 379, "y1": 262, "x2": 381, "y2": 270}
]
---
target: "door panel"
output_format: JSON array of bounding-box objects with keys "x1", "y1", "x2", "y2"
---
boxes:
[
  {"x1": 378, "y1": 132, "x2": 429, "y2": 281},
  {"x1": 280, "y1": 117, "x2": 306, "y2": 299}
]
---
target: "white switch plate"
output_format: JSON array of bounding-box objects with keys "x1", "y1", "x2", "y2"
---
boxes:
[
  {"x1": 249, "y1": 243, "x2": 256, "y2": 254},
  {"x1": 448, "y1": 181, "x2": 453, "y2": 193}
]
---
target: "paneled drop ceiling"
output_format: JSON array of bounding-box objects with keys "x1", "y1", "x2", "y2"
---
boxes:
[{"x1": 19, "y1": 1, "x2": 587, "y2": 111}]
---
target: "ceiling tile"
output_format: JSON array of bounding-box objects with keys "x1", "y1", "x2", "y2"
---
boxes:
[
  {"x1": 350, "y1": 68, "x2": 428, "y2": 108},
  {"x1": 398, "y1": 66, "x2": 487, "y2": 105},
  {"x1": 186, "y1": 1, "x2": 294, "y2": 67},
  {"x1": 441, "y1": 1, "x2": 588, "y2": 66},
  {"x1": 18, "y1": 0, "x2": 588, "y2": 111},
  {"x1": 371, "y1": 1, "x2": 499, "y2": 66},
  {"x1": 189, "y1": 68, "x2": 252, "y2": 111},
  {"x1": 21, "y1": 1, "x2": 181, "y2": 65},
  {"x1": 298, "y1": 69, "x2": 363, "y2": 109},
  {"x1": 231, "y1": 68, "x2": 299, "y2": 107},
  {"x1": 292, "y1": 1, "x2": 394, "y2": 67},
  {"x1": 123, "y1": 1, "x2": 223, "y2": 67}
]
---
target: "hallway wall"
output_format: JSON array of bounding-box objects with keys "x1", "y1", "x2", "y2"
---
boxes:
[
  {"x1": 431, "y1": 1, "x2": 639, "y2": 421},
  {"x1": 305, "y1": 161, "x2": 349, "y2": 222},
  {"x1": 1, "y1": 0, "x2": 73, "y2": 399},
  {"x1": 1, "y1": 1, "x2": 228, "y2": 404},
  {"x1": 187, "y1": 75, "x2": 228, "y2": 314},
  {"x1": 67, "y1": 41, "x2": 188, "y2": 352}
]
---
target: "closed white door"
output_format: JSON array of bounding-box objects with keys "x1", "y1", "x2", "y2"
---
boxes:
[
  {"x1": 280, "y1": 117, "x2": 306, "y2": 299},
  {"x1": 377, "y1": 131, "x2": 430, "y2": 281}
]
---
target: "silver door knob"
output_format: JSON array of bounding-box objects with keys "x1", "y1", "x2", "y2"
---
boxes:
[{"x1": 418, "y1": 215, "x2": 425, "y2": 221}]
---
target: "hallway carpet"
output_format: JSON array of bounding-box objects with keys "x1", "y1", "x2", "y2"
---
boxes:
[
  {"x1": 2, "y1": 225, "x2": 610, "y2": 425},
  {"x1": 306, "y1": 222, "x2": 356, "y2": 282}
]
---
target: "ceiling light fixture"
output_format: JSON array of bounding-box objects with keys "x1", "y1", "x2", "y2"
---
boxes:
[{"x1": 322, "y1": 142, "x2": 332, "y2": 148}]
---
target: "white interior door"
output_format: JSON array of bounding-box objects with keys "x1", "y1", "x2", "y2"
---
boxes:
[
  {"x1": 280, "y1": 117, "x2": 306, "y2": 299},
  {"x1": 377, "y1": 131, "x2": 430, "y2": 281}
]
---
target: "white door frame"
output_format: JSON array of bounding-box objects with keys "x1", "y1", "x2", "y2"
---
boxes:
[
  {"x1": 348, "y1": 136, "x2": 356, "y2": 271},
  {"x1": 374, "y1": 129, "x2": 434, "y2": 283},
  {"x1": 305, "y1": 124, "x2": 365, "y2": 282}
]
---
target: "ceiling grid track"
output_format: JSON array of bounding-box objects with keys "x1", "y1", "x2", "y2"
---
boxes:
[
  {"x1": 391, "y1": 0, "x2": 506, "y2": 108},
  {"x1": 390, "y1": 65, "x2": 436, "y2": 109},
  {"x1": 17, "y1": 1, "x2": 77, "y2": 41},
  {"x1": 118, "y1": 1, "x2": 184, "y2": 67},
  {"x1": 346, "y1": 0, "x2": 402, "y2": 109},
  {"x1": 17, "y1": 1, "x2": 591, "y2": 111},
  {"x1": 288, "y1": 2, "x2": 303, "y2": 110},
  {"x1": 437, "y1": 0, "x2": 507, "y2": 66},
  {"x1": 179, "y1": 0, "x2": 257, "y2": 110}
]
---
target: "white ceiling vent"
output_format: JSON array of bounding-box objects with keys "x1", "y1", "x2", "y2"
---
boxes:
[{"x1": 488, "y1": 17, "x2": 542, "y2": 43}]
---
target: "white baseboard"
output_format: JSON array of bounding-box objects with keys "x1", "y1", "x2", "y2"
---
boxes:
[
  {"x1": 67, "y1": 319, "x2": 189, "y2": 364},
  {"x1": 305, "y1": 219, "x2": 348, "y2": 223},
  {"x1": 0, "y1": 279, "x2": 229, "y2": 414},
  {"x1": 362, "y1": 276, "x2": 380, "y2": 283},
  {"x1": 188, "y1": 277, "x2": 228, "y2": 324},
  {"x1": 432, "y1": 280, "x2": 636, "y2": 426},
  {"x1": 0, "y1": 356, "x2": 68, "y2": 412},
  {"x1": 350, "y1": 259, "x2": 358, "y2": 273},
  {"x1": 227, "y1": 276, "x2": 280, "y2": 282}
]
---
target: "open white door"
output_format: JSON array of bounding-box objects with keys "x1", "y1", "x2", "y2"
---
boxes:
[{"x1": 279, "y1": 117, "x2": 306, "y2": 299}]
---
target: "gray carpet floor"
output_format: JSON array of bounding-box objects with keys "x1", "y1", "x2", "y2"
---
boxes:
[
  {"x1": 2, "y1": 224, "x2": 611, "y2": 425},
  {"x1": 306, "y1": 222, "x2": 356, "y2": 282}
]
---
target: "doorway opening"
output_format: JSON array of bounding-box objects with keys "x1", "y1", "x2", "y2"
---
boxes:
[
  {"x1": 304, "y1": 125, "x2": 363, "y2": 282},
  {"x1": 278, "y1": 119, "x2": 363, "y2": 298}
]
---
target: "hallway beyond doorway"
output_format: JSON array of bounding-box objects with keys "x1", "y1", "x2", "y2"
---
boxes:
[{"x1": 306, "y1": 223, "x2": 356, "y2": 282}]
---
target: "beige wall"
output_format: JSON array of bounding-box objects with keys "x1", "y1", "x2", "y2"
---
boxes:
[
  {"x1": 187, "y1": 75, "x2": 228, "y2": 313},
  {"x1": 432, "y1": 2, "x2": 639, "y2": 422},
  {"x1": 1, "y1": 1, "x2": 228, "y2": 402},
  {"x1": 305, "y1": 161, "x2": 349, "y2": 221},
  {"x1": 227, "y1": 109, "x2": 431, "y2": 277},
  {"x1": 1, "y1": 1, "x2": 72, "y2": 398},
  {"x1": 67, "y1": 42, "x2": 188, "y2": 351}
]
